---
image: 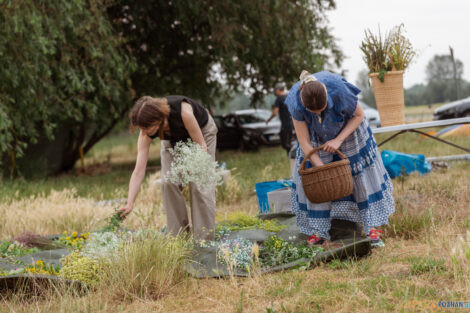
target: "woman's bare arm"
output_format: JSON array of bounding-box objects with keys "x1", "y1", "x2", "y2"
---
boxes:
[
  {"x1": 292, "y1": 118, "x2": 324, "y2": 166},
  {"x1": 118, "y1": 130, "x2": 151, "y2": 218},
  {"x1": 181, "y1": 101, "x2": 207, "y2": 151}
]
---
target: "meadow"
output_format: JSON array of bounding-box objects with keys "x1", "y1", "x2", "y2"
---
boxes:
[{"x1": 1, "y1": 125, "x2": 469, "y2": 313}]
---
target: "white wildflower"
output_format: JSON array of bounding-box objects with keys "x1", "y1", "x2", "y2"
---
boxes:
[{"x1": 166, "y1": 140, "x2": 223, "y2": 192}]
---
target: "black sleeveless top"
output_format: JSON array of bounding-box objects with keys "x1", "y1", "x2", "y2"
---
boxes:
[{"x1": 148, "y1": 95, "x2": 209, "y2": 146}]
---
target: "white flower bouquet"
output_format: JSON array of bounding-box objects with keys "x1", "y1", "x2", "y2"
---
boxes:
[{"x1": 165, "y1": 140, "x2": 223, "y2": 192}]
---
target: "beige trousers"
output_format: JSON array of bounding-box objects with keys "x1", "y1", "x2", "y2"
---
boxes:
[{"x1": 160, "y1": 115, "x2": 218, "y2": 240}]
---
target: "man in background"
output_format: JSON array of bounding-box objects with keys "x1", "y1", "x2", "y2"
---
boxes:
[{"x1": 266, "y1": 82, "x2": 294, "y2": 155}]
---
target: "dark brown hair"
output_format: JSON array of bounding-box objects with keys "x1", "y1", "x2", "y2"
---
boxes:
[
  {"x1": 129, "y1": 96, "x2": 170, "y2": 136},
  {"x1": 299, "y1": 81, "x2": 327, "y2": 111}
]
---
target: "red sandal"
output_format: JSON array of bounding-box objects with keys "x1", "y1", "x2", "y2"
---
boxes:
[
  {"x1": 368, "y1": 228, "x2": 384, "y2": 247},
  {"x1": 307, "y1": 234, "x2": 325, "y2": 246}
]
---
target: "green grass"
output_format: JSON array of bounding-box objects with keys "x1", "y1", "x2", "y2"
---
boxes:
[{"x1": 409, "y1": 256, "x2": 446, "y2": 275}]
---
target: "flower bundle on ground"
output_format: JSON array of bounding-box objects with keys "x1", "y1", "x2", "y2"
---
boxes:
[
  {"x1": 259, "y1": 235, "x2": 324, "y2": 267},
  {"x1": 56, "y1": 231, "x2": 89, "y2": 249},
  {"x1": 59, "y1": 251, "x2": 101, "y2": 287},
  {"x1": 80, "y1": 231, "x2": 126, "y2": 259},
  {"x1": 0, "y1": 260, "x2": 59, "y2": 276},
  {"x1": 216, "y1": 212, "x2": 287, "y2": 233},
  {"x1": 217, "y1": 237, "x2": 254, "y2": 270},
  {"x1": 166, "y1": 140, "x2": 223, "y2": 192},
  {"x1": 25, "y1": 260, "x2": 60, "y2": 276},
  {"x1": 0, "y1": 240, "x2": 40, "y2": 259}
]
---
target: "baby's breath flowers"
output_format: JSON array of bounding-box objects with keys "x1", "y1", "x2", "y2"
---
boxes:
[
  {"x1": 166, "y1": 140, "x2": 223, "y2": 192},
  {"x1": 217, "y1": 237, "x2": 254, "y2": 270}
]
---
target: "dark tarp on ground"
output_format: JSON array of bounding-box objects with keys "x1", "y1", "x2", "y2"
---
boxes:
[
  {"x1": 1, "y1": 213, "x2": 371, "y2": 291},
  {"x1": 185, "y1": 213, "x2": 371, "y2": 278}
]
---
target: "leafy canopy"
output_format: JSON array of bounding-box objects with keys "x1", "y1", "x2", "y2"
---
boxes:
[{"x1": 107, "y1": 0, "x2": 343, "y2": 105}]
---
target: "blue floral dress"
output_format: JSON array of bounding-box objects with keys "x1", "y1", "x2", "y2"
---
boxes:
[{"x1": 285, "y1": 71, "x2": 395, "y2": 239}]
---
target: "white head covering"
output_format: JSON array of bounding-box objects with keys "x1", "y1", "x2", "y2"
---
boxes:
[{"x1": 299, "y1": 70, "x2": 317, "y2": 84}]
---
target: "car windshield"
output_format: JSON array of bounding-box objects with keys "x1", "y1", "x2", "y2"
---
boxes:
[{"x1": 237, "y1": 111, "x2": 277, "y2": 124}]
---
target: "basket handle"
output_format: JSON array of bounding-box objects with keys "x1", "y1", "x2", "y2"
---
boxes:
[{"x1": 298, "y1": 145, "x2": 347, "y2": 172}]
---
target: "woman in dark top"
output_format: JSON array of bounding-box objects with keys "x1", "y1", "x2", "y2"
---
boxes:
[{"x1": 118, "y1": 95, "x2": 218, "y2": 240}]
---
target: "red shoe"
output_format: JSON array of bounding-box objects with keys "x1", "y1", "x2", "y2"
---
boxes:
[
  {"x1": 307, "y1": 234, "x2": 325, "y2": 246},
  {"x1": 368, "y1": 228, "x2": 384, "y2": 247}
]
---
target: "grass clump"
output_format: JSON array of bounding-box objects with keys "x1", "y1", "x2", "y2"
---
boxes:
[{"x1": 98, "y1": 231, "x2": 193, "y2": 301}]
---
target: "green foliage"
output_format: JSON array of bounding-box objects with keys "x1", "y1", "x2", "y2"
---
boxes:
[
  {"x1": 259, "y1": 235, "x2": 323, "y2": 267},
  {"x1": 0, "y1": 240, "x2": 39, "y2": 259},
  {"x1": 100, "y1": 211, "x2": 124, "y2": 233},
  {"x1": 216, "y1": 212, "x2": 287, "y2": 233},
  {"x1": 107, "y1": 0, "x2": 343, "y2": 105},
  {"x1": 361, "y1": 24, "x2": 415, "y2": 76},
  {"x1": 0, "y1": 0, "x2": 136, "y2": 176}
]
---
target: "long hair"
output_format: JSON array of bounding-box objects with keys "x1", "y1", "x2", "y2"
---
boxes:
[{"x1": 129, "y1": 96, "x2": 170, "y2": 139}]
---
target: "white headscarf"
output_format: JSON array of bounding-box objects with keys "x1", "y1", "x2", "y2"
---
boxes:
[{"x1": 299, "y1": 70, "x2": 317, "y2": 85}]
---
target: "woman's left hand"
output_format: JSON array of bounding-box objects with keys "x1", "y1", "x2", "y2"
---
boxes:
[{"x1": 323, "y1": 138, "x2": 343, "y2": 153}]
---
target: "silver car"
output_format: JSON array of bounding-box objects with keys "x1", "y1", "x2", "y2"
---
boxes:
[
  {"x1": 360, "y1": 101, "x2": 381, "y2": 128},
  {"x1": 229, "y1": 109, "x2": 282, "y2": 145},
  {"x1": 433, "y1": 96, "x2": 470, "y2": 120}
]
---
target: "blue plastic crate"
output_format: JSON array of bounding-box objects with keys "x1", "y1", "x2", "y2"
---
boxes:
[{"x1": 255, "y1": 179, "x2": 292, "y2": 213}]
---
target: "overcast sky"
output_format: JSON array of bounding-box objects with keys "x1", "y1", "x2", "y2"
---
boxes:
[{"x1": 328, "y1": 0, "x2": 470, "y2": 88}]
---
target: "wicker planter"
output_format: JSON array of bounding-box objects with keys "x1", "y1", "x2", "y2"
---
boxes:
[
  {"x1": 298, "y1": 146, "x2": 353, "y2": 204},
  {"x1": 369, "y1": 70, "x2": 405, "y2": 127}
]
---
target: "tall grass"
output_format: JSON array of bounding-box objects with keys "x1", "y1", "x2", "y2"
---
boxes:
[
  {"x1": 0, "y1": 172, "x2": 166, "y2": 239},
  {"x1": 98, "y1": 232, "x2": 193, "y2": 301}
]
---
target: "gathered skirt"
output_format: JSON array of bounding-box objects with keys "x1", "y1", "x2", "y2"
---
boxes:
[{"x1": 291, "y1": 119, "x2": 395, "y2": 239}]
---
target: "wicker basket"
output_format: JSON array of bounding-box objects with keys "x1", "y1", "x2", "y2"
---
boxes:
[
  {"x1": 369, "y1": 70, "x2": 405, "y2": 127},
  {"x1": 298, "y1": 146, "x2": 353, "y2": 204}
]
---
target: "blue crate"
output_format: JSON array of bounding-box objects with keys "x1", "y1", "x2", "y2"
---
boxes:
[{"x1": 255, "y1": 179, "x2": 292, "y2": 213}]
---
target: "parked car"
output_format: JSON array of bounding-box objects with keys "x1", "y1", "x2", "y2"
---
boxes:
[
  {"x1": 214, "y1": 109, "x2": 282, "y2": 151},
  {"x1": 433, "y1": 96, "x2": 470, "y2": 120},
  {"x1": 360, "y1": 101, "x2": 381, "y2": 128}
]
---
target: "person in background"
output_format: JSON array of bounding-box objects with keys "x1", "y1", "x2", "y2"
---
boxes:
[
  {"x1": 118, "y1": 95, "x2": 218, "y2": 240},
  {"x1": 266, "y1": 82, "x2": 295, "y2": 155}
]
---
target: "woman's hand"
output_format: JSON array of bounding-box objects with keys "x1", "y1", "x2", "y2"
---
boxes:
[
  {"x1": 118, "y1": 204, "x2": 134, "y2": 219},
  {"x1": 323, "y1": 137, "x2": 343, "y2": 153}
]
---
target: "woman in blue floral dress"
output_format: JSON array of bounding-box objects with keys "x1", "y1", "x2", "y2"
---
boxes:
[{"x1": 286, "y1": 70, "x2": 395, "y2": 247}]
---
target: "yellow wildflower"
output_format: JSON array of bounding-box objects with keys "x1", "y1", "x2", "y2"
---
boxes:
[{"x1": 72, "y1": 232, "x2": 78, "y2": 238}]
